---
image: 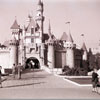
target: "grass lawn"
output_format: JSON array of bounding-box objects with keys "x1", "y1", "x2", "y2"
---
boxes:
[{"x1": 66, "y1": 78, "x2": 92, "y2": 84}]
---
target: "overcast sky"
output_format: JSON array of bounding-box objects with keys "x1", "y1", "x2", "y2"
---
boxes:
[{"x1": 0, "y1": 0, "x2": 100, "y2": 49}]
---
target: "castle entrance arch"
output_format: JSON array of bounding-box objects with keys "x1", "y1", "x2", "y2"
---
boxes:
[{"x1": 25, "y1": 57, "x2": 40, "y2": 69}]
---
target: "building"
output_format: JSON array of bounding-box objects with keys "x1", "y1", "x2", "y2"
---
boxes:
[{"x1": 0, "y1": 0, "x2": 89, "y2": 74}]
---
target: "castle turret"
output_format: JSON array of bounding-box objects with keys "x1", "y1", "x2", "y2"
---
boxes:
[
  {"x1": 35, "y1": 0, "x2": 44, "y2": 43},
  {"x1": 10, "y1": 19, "x2": 20, "y2": 40},
  {"x1": 9, "y1": 36, "x2": 18, "y2": 68},
  {"x1": 47, "y1": 20, "x2": 55, "y2": 69},
  {"x1": 61, "y1": 32, "x2": 74, "y2": 69},
  {"x1": 82, "y1": 42, "x2": 87, "y2": 61},
  {"x1": 35, "y1": 0, "x2": 45, "y2": 66}
]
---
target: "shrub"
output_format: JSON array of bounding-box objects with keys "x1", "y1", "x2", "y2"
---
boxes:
[{"x1": 62, "y1": 66, "x2": 88, "y2": 76}]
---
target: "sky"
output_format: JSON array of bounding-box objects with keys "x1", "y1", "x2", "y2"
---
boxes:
[{"x1": 0, "y1": 0, "x2": 100, "y2": 50}]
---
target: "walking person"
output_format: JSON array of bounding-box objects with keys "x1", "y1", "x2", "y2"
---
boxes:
[
  {"x1": 92, "y1": 68, "x2": 99, "y2": 92},
  {"x1": 17, "y1": 63, "x2": 21, "y2": 79},
  {"x1": 0, "y1": 66, "x2": 2, "y2": 88},
  {"x1": 30, "y1": 60, "x2": 35, "y2": 70},
  {"x1": 12, "y1": 64, "x2": 16, "y2": 79}
]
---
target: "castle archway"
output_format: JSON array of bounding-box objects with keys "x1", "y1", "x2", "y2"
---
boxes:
[{"x1": 25, "y1": 57, "x2": 40, "y2": 69}]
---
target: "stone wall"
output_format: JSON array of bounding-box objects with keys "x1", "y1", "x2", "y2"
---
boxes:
[{"x1": 0, "y1": 50, "x2": 10, "y2": 73}]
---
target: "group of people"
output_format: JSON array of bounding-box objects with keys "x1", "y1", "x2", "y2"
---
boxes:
[
  {"x1": 0, "y1": 63, "x2": 22, "y2": 88},
  {"x1": 12, "y1": 63, "x2": 22, "y2": 79}
]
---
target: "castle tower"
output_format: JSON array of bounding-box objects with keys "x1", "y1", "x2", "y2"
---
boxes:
[
  {"x1": 9, "y1": 36, "x2": 18, "y2": 68},
  {"x1": 98, "y1": 40, "x2": 100, "y2": 53},
  {"x1": 35, "y1": 0, "x2": 45, "y2": 66},
  {"x1": 35, "y1": 0, "x2": 44, "y2": 43},
  {"x1": 82, "y1": 42, "x2": 87, "y2": 61},
  {"x1": 61, "y1": 32, "x2": 74, "y2": 69},
  {"x1": 47, "y1": 20, "x2": 55, "y2": 69},
  {"x1": 66, "y1": 33, "x2": 74, "y2": 69},
  {"x1": 9, "y1": 18, "x2": 20, "y2": 68},
  {"x1": 10, "y1": 19, "x2": 20, "y2": 40}
]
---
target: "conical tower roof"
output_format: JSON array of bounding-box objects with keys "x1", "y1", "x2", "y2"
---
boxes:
[
  {"x1": 61, "y1": 32, "x2": 73, "y2": 43},
  {"x1": 26, "y1": 17, "x2": 36, "y2": 33},
  {"x1": 11, "y1": 19, "x2": 20, "y2": 29},
  {"x1": 82, "y1": 42, "x2": 87, "y2": 52},
  {"x1": 61, "y1": 32, "x2": 68, "y2": 41}
]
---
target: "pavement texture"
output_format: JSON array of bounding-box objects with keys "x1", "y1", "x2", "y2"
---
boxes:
[{"x1": 0, "y1": 69, "x2": 100, "y2": 99}]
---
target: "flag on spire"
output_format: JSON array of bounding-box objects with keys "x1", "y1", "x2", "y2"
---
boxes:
[
  {"x1": 81, "y1": 34, "x2": 84, "y2": 36},
  {"x1": 65, "y1": 22, "x2": 70, "y2": 24}
]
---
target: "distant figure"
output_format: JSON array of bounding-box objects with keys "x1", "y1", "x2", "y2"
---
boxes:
[
  {"x1": 92, "y1": 68, "x2": 99, "y2": 92},
  {"x1": 30, "y1": 60, "x2": 35, "y2": 69},
  {"x1": 17, "y1": 63, "x2": 21, "y2": 79},
  {"x1": 12, "y1": 64, "x2": 16, "y2": 79},
  {"x1": 0, "y1": 66, "x2": 2, "y2": 88}
]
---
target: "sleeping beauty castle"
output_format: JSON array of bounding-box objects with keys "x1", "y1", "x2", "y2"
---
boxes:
[{"x1": 0, "y1": 0, "x2": 89, "y2": 74}]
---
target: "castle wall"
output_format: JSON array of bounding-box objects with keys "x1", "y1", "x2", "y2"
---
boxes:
[
  {"x1": 0, "y1": 50, "x2": 10, "y2": 73},
  {"x1": 74, "y1": 49, "x2": 82, "y2": 68},
  {"x1": 47, "y1": 44, "x2": 55, "y2": 69},
  {"x1": 55, "y1": 50, "x2": 66, "y2": 68}
]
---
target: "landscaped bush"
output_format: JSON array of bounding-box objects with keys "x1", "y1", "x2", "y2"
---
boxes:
[{"x1": 62, "y1": 66, "x2": 88, "y2": 76}]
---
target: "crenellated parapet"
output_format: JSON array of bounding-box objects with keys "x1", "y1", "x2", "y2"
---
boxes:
[
  {"x1": 9, "y1": 37, "x2": 19, "y2": 46},
  {"x1": 0, "y1": 47, "x2": 10, "y2": 53},
  {"x1": 9, "y1": 41, "x2": 19, "y2": 46},
  {"x1": 64, "y1": 42, "x2": 76, "y2": 49}
]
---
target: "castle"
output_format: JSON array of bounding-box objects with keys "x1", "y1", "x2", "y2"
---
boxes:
[{"x1": 0, "y1": 0, "x2": 88, "y2": 74}]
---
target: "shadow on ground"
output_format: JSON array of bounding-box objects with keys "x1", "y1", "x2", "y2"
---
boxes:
[{"x1": 3, "y1": 81, "x2": 46, "y2": 88}]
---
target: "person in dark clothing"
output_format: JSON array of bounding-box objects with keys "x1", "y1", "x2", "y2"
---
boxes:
[
  {"x1": 92, "y1": 68, "x2": 99, "y2": 92},
  {"x1": 0, "y1": 66, "x2": 2, "y2": 88},
  {"x1": 17, "y1": 63, "x2": 21, "y2": 79},
  {"x1": 12, "y1": 64, "x2": 16, "y2": 79}
]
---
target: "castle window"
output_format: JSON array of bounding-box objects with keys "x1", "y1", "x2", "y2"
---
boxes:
[
  {"x1": 31, "y1": 38, "x2": 34, "y2": 43},
  {"x1": 31, "y1": 28, "x2": 34, "y2": 35}
]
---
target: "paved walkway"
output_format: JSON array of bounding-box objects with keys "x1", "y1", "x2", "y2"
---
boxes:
[{"x1": 0, "y1": 69, "x2": 100, "y2": 99}]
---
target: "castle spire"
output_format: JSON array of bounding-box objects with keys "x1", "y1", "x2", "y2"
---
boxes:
[
  {"x1": 48, "y1": 19, "x2": 51, "y2": 35},
  {"x1": 11, "y1": 18, "x2": 20, "y2": 29},
  {"x1": 67, "y1": 32, "x2": 74, "y2": 43},
  {"x1": 61, "y1": 32, "x2": 68, "y2": 41},
  {"x1": 48, "y1": 20, "x2": 54, "y2": 42},
  {"x1": 82, "y1": 42, "x2": 87, "y2": 61},
  {"x1": 38, "y1": 0, "x2": 42, "y2": 5},
  {"x1": 65, "y1": 21, "x2": 73, "y2": 43},
  {"x1": 82, "y1": 42, "x2": 87, "y2": 52}
]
